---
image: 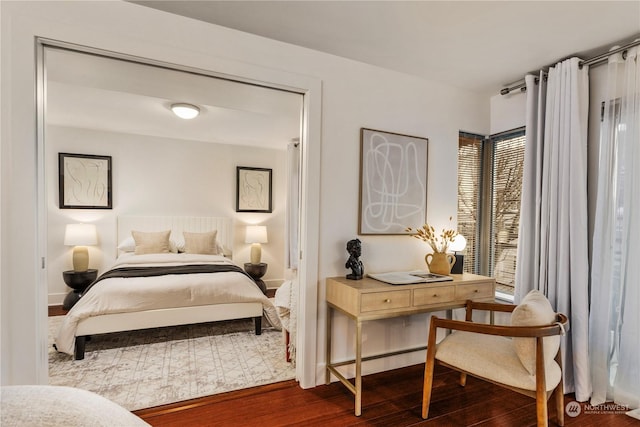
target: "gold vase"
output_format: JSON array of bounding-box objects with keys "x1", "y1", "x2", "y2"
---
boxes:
[{"x1": 425, "y1": 252, "x2": 456, "y2": 275}]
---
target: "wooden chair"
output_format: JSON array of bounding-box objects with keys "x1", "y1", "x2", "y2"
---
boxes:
[{"x1": 422, "y1": 293, "x2": 569, "y2": 427}]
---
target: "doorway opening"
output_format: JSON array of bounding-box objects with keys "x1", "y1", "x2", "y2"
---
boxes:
[{"x1": 38, "y1": 39, "x2": 316, "y2": 408}]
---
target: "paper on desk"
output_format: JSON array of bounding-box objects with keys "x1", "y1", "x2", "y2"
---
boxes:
[{"x1": 367, "y1": 271, "x2": 453, "y2": 285}]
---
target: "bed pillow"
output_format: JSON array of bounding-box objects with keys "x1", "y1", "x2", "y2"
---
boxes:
[
  {"x1": 511, "y1": 290, "x2": 560, "y2": 375},
  {"x1": 119, "y1": 235, "x2": 181, "y2": 253},
  {"x1": 171, "y1": 236, "x2": 186, "y2": 253},
  {"x1": 117, "y1": 236, "x2": 136, "y2": 252},
  {"x1": 131, "y1": 230, "x2": 171, "y2": 255},
  {"x1": 183, "y1": 231, "x2": 219, "y2": 255}
]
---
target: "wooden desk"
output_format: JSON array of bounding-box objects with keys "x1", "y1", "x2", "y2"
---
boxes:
[{"x1": 325, "y1": 273, "x2": 495, "y2": 416}]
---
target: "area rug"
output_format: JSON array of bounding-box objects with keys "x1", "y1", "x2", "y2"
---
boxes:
[{"x1": 48, "y1": 316, "x2": 295, "y2": 410}]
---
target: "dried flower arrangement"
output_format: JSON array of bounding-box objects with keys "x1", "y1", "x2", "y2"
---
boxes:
[{"x1": 406, "y1": 217, "x2": 458, "y2": 253}]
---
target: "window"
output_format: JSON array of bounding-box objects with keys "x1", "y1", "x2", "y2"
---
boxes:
[
  {"x1": 457, "y1": 128, "x2": 525, "y2": 299},
  {"x1": 457, "y1": 133, "x2": 484, "y2": 274}
]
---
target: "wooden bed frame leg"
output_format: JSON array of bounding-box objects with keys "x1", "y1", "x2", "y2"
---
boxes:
[
  {"x1": 75, "y1": 336, "x2": 86, "y2": 360},
  {"x1": 254, "y1": 316, "x2": 262, "y2": 335}
]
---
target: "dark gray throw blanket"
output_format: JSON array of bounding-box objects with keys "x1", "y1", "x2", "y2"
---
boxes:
[{"x1": 82, "y1": 264, "x2": 254, "y2": 297}]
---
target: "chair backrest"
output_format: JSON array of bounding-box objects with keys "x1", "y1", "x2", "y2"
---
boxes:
[{"x1": 511, "y1": 290, "x2": 561, "y2": 375}]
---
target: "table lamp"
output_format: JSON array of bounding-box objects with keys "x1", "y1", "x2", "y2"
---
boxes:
[
  {"x1": 245, "y1": 225, "x2": 268, "y2": 264},
  {"x1": 449, "y1": 234, "x2": 467, "y2": 274},
  {"x1": 64, "y1": 223, "x2": 98, "y2": 272}
]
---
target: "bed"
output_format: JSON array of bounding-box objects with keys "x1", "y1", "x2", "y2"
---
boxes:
[
  {"x1": 55, "y1": 216, "x2": 281, "y2": 360},
  {"x1": 1, "y1": 385, "x2": 150, "y2": 426}
]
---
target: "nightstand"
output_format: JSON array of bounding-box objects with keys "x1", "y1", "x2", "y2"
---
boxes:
[
  {"x1": 62, "y1": 269, "x2": 98, "y2": 310},
  {"x1": 244, "y1": 263, "x2": 268, "y2": 295}
]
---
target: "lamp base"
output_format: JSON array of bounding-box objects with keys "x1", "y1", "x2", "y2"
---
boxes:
[
  {"x1": 451, "y1": 253, "x2": 464, "y2": 274},
  {"x1": 72, "y1": 246, "x2": 89, "y2": 272},
  {"x1": 250, "y1": 243, "x2": 262, "y2": 264}
]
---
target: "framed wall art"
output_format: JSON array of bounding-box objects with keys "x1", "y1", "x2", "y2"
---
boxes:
[
  {"x1": 358, "y1": 128, "x2": 428, "y2": 234},
  {"x1": 236, "y1": 166, "x2": 273, "y2": 213},
  {"x1": 59, "y1": 153, "x2": 112, "y2": 209}
]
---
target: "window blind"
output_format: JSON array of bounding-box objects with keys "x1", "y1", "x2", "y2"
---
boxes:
[
  {"x1": 458, "y1": 129, "x2": 525, "y2": 289},
  {"x1": 490, "y1": 131, "x2": 525, "y2": 286},
  {"x1": 457, "y1": 132, "x2": 484, "y2": 273}
]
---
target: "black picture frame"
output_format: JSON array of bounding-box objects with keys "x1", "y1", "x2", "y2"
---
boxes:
[
  {"x1": 236, "y1": 166, "x2": 272, "y2": 213},
  {"x1": 59, "y1": 153, "x2": 112, "y2": 209}
]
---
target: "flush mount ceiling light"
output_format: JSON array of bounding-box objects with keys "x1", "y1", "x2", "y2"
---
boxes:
[{"x1": 171, "y1": 103, "x2": 200, "y2": 120}]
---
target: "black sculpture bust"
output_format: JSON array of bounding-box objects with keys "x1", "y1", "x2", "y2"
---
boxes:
[{"x1": 345, "y1": 238, "x2": 364, "y2": 280}]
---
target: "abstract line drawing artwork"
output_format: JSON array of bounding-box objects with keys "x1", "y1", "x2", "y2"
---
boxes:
[
  {"x1": 59, "y1": 153, "x2": 112, "y2": 209},
  {"x1": 359, "y1": 128, "x2": 428, "y2": 234},
  {"x1": 236, "y1": 167, "x2": 273, "y2": 213}
]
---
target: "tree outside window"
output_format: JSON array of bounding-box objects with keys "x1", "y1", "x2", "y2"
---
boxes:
[{"x1": 457, "y1": 129, "x2": 525, "y2": 299}]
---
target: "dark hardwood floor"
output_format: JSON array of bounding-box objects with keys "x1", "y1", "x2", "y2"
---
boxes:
[
  {"x1": 50, "y1": 301, "x2": 635, "y2": 426},
  {"x1": 134, "y1": 364, "x2": 637, "y2": 427}
]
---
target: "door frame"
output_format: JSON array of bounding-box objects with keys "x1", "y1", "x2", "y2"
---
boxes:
[{"x1": 35, "y1": 37, "x2": 321, "y2": 388}]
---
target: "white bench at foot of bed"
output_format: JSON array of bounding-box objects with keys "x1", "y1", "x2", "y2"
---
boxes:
[{"x1": 74, "y1": 302, "x2": 263, "y2": 360}]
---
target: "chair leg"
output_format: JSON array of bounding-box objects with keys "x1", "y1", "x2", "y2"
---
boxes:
[
  {"x1": 536, "y1": 389, "x2": 549, "y2": 427},
  {"x1": 535, "y1": 337, "x2": 548, "y2": 427},
  {"x1": 459, "y1": 372, "x2": 467, "y2": 387},
  {"x1": 554, "y1": 384, "x2": 565, "y2": 426},
  {"x1": 422, "y1": 356, "x2": 435, "y2": 419},
  {"x1": 422, "y1": 319, "x2": 439, "y2": 419},
  {"x1": 554, "y1": 350, "x2": 565, "y2": 426}
]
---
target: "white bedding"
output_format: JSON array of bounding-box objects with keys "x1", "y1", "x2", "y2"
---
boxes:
[
  {"x1": 55, "y1": 253, "x2": 281, "y2": 355},
  {"x1": 275, "y1": 280, "x2": 292, "y2": 332},
  {"x1": 1, "y1": 385, "x2": 150, "y2": 426}
]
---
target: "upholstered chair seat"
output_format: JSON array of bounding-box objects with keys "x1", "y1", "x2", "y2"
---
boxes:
[
  {"x1": 421, "y1": 290, "x2": 569, "y2": 427},
  {"x1": 436, "y1": 331, "x2": 562, "y2": 392}
]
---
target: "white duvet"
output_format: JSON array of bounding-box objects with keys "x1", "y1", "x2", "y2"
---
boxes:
[{"x1": 55, "y1": 253, "x2": 281, "y2": 355}]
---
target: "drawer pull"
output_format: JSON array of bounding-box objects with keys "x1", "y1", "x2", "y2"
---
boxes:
[
  {"x1": 474, "y1": 289, "x2": 479, "y2": 293},
  {"x1": 384, "y1": 299, "x2": 391, "y2": 303}
]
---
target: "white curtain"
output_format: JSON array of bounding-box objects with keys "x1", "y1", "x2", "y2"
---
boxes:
[
  {"x1": 515, "y1": 72, "x2": 546, "y2": 298},
  {"x1": 589, "y1": 44, "x2": 640, "y2": 408},
  {"x1": 285, "y1": 140, "x2": 300, "y2": 270},
  {"x1": 515, "y1": 57, "x2": 591, "y2": 401}
]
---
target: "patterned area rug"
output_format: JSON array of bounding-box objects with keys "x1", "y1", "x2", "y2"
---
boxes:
[{"x1": 48, "y1": 316, "x2": 295, "y2": 410}]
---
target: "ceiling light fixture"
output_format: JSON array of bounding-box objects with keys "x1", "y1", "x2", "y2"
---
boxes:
[{"x1": 171, "y1": 103, "x2": 200, "y2": 119}]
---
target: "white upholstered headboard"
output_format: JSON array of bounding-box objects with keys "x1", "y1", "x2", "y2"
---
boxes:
[{"x1": 117, "y1": 216, "x2": 234, "y2": 256}]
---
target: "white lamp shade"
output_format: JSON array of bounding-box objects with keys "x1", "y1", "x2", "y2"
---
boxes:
[
  {"x1": 245, "y1": 225, "x2": 268, "y2": 244},
  {"x1": 449, "y1": 234, "x2": 467, "y2": 252},
  {"x1": 64, "y1": 223, "x2": 98, "y2": 246},
  {"x1": 171, "y1": 103, "x2": 200, "y2": 119}
]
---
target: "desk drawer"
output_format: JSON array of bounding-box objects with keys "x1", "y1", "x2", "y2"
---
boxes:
[
  {"x1": 413, "y1": 286, "x2": 455, "y2": 307},
  {"x1": 455, "y1": 282, "x2": 494, "y2": 300},
  {"x1": 361, "y1": 290, "x2": 411, "y2": 312}
]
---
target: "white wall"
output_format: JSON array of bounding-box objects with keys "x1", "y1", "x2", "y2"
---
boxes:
[
  {"x1": 46, "y1": 125, "x2": 287, "y2": 304},
  {"x1": 490, "y1": 91, "x2": 526, "y2": 134},
  {"x1": 1, "y1": 1, "x2": 489, "y2": 386}
]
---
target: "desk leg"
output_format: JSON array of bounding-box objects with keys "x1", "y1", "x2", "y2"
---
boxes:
[
  {"x1": 445, "y1": 309, "x2": 453, "y2": 335},
  {"x1": 355, "y1": 319, "x2": 363, "y2": 416},
  {"x1": 326, "y1": 306, "x2": 332, "y2": 385}
]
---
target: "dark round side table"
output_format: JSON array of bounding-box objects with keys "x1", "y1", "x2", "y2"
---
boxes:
[
  {"x1": 62, "y1": 269, "x2": 98, "y2": 310},
  {"x1": 244, "y1": 263, "x2": 268, "y2": 295}
]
